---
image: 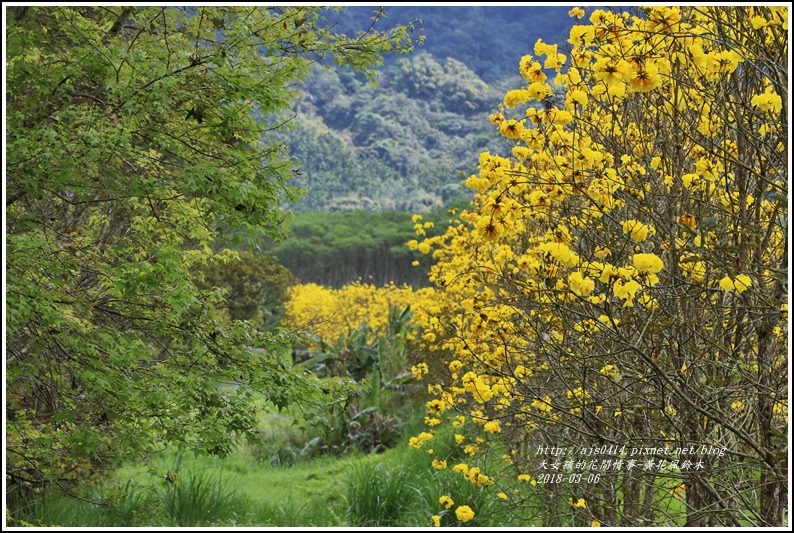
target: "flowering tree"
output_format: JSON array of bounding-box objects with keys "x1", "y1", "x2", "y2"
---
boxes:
[
  {"x1": 411, "y1": 6, "x2": 787, "y2": 527},
  {"x1": 283, "y1": 281, "x2": 422, "y2": 345}
]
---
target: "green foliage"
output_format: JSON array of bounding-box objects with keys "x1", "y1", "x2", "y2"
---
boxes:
[
  {"x1": 295, "y1": 306, "x2": 423, "y2": 457},
  {"x1": 196, "y1": 250, "x2": 297, "y2": 331},
  {"x1": 6, "y1": 5, "x2": 418, "y2": 500}
]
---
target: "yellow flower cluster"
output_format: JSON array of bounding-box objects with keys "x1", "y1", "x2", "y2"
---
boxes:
[
  {"x1": 462, "y1": 371, "x2": 494, "y2": 403},
  {"x1": 620, "y1": 220, "x2": 655, "y2": 243},
  {"x1": 750, "y1": 87, "x2": 783, "y2": 114},
  {"x1": 633, "y1": 253, "x2": 664, "y2": 275},
  {"x1": 412, "y1": 362, "x2": 429, "y2": 380},
  {"x1": 282, "y1": 280, "x2": 428, "y2": 345},
  {"x1": 569, "y1": 498, "x2": 587, "y2": 509},
  {"x1": 599, "y1": 364, "x2": 620, "y2": 379},
  {"x1": 719, "y1": 274, "x2": 752, "y2": 294},
  {"x1": 455, "y1": 505, "x2": 475, "y2": 522},
  {"x1": 408, "y1": 431, "x2": 434, "y2": 449}
]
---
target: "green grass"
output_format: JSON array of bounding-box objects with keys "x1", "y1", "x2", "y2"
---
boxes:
[
  {"x1": 9, "y1": 378, "x2": 728, "y2": 528},
  {"x1": 10, "y1": 433, "x2": 723, "y2": 528},
  {"x1": 156, "y1": 467, "x2": 252, "y2": 526},
  {"x1": 344, "y1": 460, "x2": 422, "y2": 526},
  {"x1": 107, "y1": 447, "x2": 356, "y2": 527},
  {"x1": 6, "y1": 480, "x2": 158, "y2": 528}
]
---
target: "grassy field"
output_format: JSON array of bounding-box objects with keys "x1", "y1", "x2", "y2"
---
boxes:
[
  {"x1": 9, "y1": 406, "x2": 540, "y2": 528},
  {"x1": 7, "y1": 349, "x2": 704, "y2": 528}
]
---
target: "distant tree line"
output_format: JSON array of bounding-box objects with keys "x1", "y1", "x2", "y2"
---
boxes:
[{"x1": 261, "y1": 202, "x2": 466, "y2": 288}]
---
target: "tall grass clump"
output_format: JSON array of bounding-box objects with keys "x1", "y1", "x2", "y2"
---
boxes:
[
  {"x1": 6, "y1": 480, "x2": 158, "y2": 527},
  {"x1": 157, "y1": 467, "x2": 252, "y2": 526},
  {"x1": 344, "y1": 461, "x2": 421, "y2": 526}
]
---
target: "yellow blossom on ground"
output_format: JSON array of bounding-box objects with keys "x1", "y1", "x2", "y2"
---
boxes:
[{"x1": 439, "y1": 495, "x2": 454, "y2": 509}]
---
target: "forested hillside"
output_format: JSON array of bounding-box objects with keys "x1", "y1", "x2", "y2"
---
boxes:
[
  {"x1": 325, "y1": 5, "x2": 575, "y2": 83},
  {"x1": 275, "y1": 58, "x2": 503, "y2": 212},
  {"x1": 272, "y1": 6, "x2": 575, "y2": 213},
  {"x1": 262, "y1": 202, "x2": 466, "y2": 287}
]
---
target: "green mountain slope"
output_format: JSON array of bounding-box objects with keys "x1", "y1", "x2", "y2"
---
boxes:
[
  {"x1": 324, "y1": 5, "x2": 577, "y2": 83},
  {"x1": 270, "y1": 6, "x2": 576, "y2": 213},
  {"x1": 277, "y1": 57, "x2": 507, "y2": 212}
]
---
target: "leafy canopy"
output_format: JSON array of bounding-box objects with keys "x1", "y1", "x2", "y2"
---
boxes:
[{"x1": 5, "y1": 5, "x2": 419, "y2": 493}]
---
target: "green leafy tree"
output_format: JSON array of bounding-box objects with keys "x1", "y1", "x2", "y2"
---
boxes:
[
  {"x1": 196, "y1": 251, "x2": 297, "y2": 331},
  {"x1": 5, "y1": 5, "x2": 419, "y2": 501}
]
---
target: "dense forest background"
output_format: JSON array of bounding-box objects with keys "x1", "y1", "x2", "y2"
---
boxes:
[
  {"x1": 329, "y1": 6, "x2": 577, "y2": 83},
  {"x1": 271, "y1": 6, "x2": 573, "y2": 213},
  {"x1": 260, "y1": 6, "x2": 574, "y2": 285}
]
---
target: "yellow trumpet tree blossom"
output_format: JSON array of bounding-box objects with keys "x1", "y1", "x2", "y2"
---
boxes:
[{"x1": 410, "y1": 6, "x2": 787, "y2": 527}]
